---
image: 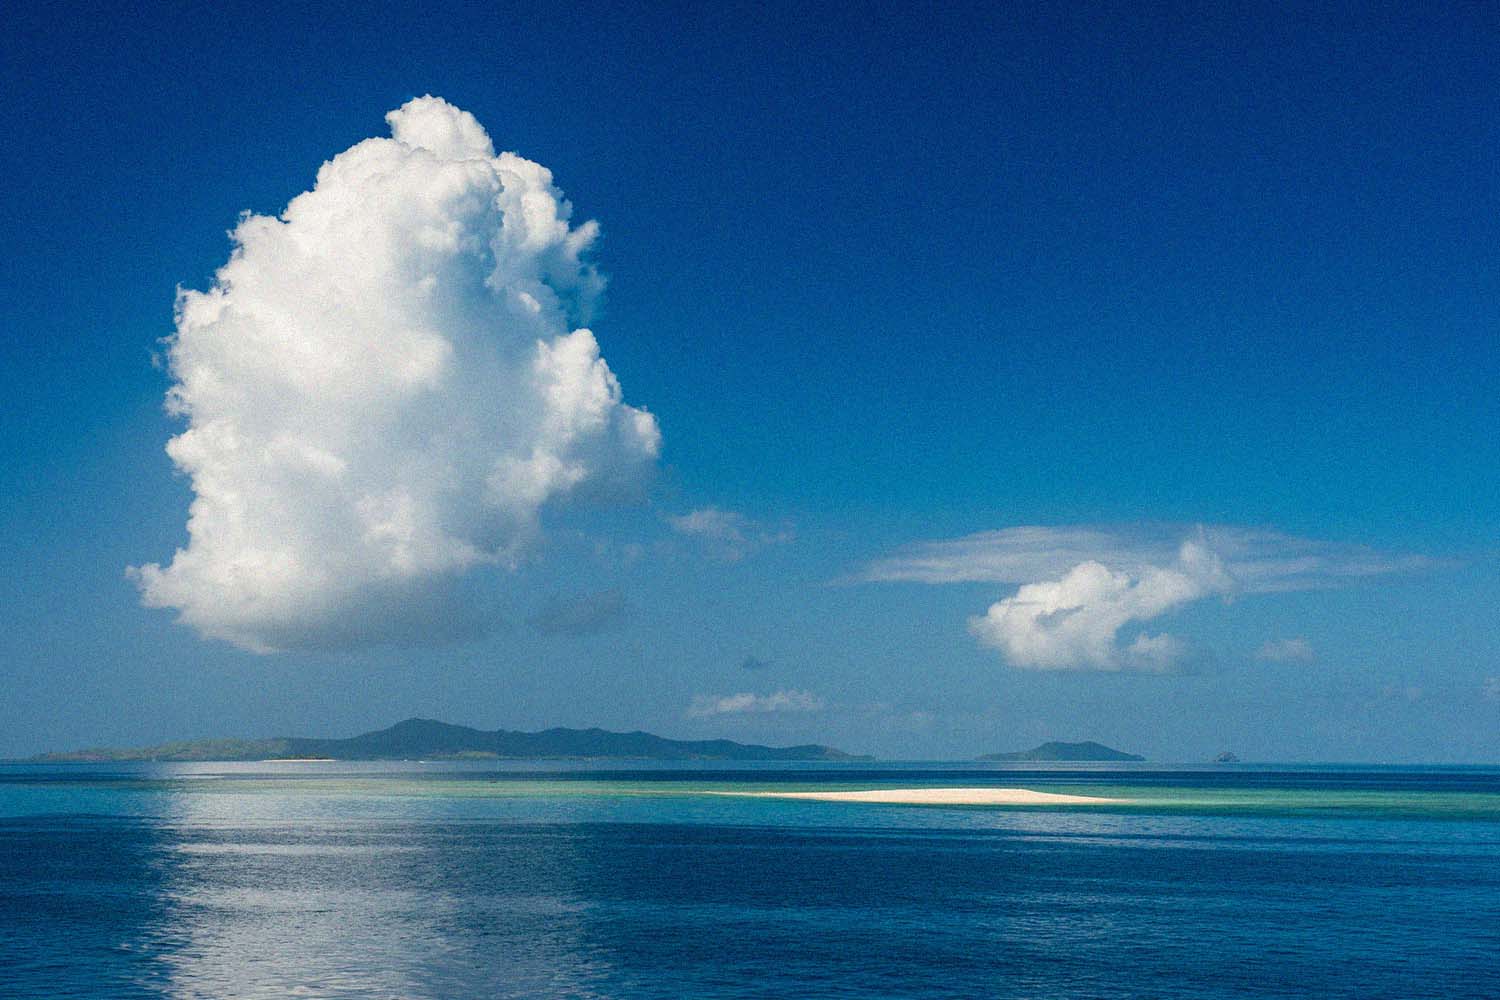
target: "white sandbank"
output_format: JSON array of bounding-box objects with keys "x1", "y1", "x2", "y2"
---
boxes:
[{"x1": 710, "y1": 787, "x2": 1120, "y2": 806}]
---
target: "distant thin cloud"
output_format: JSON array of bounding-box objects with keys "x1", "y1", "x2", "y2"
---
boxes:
[
  {"x1": 858, "y1": 524, "x2": 1435, "y2": 591},
  {"x1": 739, "y1": 655, "x2": 772, "y2": 671},
  {"x1": 1255, "y1": 638, "x2": 1315, "y2": 663},
  {"x1": 667, "y1": 507, "x2": 793, "y2": 562},
  {"x1": 688, "y1": 689, "x2": 824, "y2": 717}
]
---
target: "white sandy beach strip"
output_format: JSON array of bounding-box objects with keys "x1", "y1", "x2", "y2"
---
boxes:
[{"x1": 710, "y1": 787, "x2": 1120, "y2": 806}]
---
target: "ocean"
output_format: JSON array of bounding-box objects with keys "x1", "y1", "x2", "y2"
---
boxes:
[{"x1": 2, "y1": 761, "x2": 1497, "y2": 999}]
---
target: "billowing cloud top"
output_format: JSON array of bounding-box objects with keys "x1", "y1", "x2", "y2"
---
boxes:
[{"x1": 132, "y1": 97, "x2": 660, "y2": 652}]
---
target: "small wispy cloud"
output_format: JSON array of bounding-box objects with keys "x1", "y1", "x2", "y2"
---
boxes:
[
  {"x1": 687, "y1": 689, "x2": 824, "y2": 717},
  {"x1": 1255, "y1": 637, "x2": 1315, "y2": 663},
  {"x1": 739, "y1": 655, "x2": 772, "y2": 671},
  {"x1": 667, "y1": 507, "x2": 793, "y2": 562},
  {"x1": 858, "y1": 524, "x2": 1434, "y2": 591},
  {"x1": 1483, "y1": 677, "x2": 1500, "y2": 702}
]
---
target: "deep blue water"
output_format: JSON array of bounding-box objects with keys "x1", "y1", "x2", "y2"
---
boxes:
[{"x1": 2, "y1": 762, "x2": 1498, "y2": 999}]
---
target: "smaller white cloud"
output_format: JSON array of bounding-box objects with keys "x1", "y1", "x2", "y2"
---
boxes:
[
  {"x1": 688, "y1": 689, "x2": 824, "y2": 717},
  {"x1": 1255, "y1": 637, "x2": 1315, "y2": 663},
  {"x1": 966, "y1": 540, "x2": 1229, "y2": 671},
  {"x1": 667, "y1": 507, "x2": 793, "y2": 561},
  {"x1": 861, "y1": 524, "x2": 1434, "y2": 674}
]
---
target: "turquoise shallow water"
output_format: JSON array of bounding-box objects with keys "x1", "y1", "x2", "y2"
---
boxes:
[{"x1": 3, "y1": 762, "x2": 1498, "y2": 998}]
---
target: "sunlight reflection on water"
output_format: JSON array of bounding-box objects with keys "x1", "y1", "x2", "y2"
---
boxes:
[{"x1": 148, "y1": 791, "x2": 611, "y2": 999}]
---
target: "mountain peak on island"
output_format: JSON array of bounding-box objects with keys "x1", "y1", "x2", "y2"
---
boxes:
[
  {"x1": 978, "y1": 740, "x2": 1144, "y2": 762},
  {"x1": 32, "y1": 719, "x2": 868, "y2": 763}
]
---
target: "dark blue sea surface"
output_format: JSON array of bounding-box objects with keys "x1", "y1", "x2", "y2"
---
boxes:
[{"x1": 2, "y1": 762, "x2": 1497, "y2": 999}]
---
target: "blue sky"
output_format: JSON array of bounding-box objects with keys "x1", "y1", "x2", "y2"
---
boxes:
[{"x1": 2, "y1": 2, "x2": 1497, "y2": 760}]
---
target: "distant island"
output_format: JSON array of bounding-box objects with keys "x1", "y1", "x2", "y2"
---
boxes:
[
  {"x1": 979, "y1": 741, "x2": 1144, "y2": 762},
  {"x1": 32, "y1": 717, "x2": 868, "y2": 763}
]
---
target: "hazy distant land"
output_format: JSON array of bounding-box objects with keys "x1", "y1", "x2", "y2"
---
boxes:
[
  {"x1": 28, "y1": 722, "x2": 1161, "y2": 765},
  {"x1": 30, "y1": 718, "x2": 869, "y2": 763},
  {"x1": 978, "y1": 741, "x2": 1145, "y2": 762}
]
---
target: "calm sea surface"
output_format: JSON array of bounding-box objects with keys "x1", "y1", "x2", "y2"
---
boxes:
[{"x1": 2, "y1": 761, "x2": 1497, "y2": 999}]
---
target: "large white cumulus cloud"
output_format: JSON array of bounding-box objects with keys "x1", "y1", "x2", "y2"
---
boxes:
[{"x1": 131, "y1": 97, "x2": 660, "y2": 652}]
